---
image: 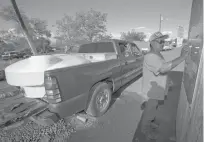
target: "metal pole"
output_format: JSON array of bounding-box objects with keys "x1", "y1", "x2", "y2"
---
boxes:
[
  {"x1": 159, "y1": 14, "x2": 162, "y2": 32},
  {"x1": 10, "y1": 0, "x2": 38, "y2": 55}
]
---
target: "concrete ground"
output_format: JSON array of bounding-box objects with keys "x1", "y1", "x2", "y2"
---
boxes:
[{"x1": 132, "y1": 71, "x2": 183, "y2": 142}]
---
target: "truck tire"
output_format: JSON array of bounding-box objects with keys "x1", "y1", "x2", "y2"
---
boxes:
[{"x1": 86, "y1": 82, "x2": 112, "y2": 117}]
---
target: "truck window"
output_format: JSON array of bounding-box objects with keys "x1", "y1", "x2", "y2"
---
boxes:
[
  {"x1": 130, "y1": 43, "x2": 142, "y2": 56},
  {"x1": 118, "y1": 42, "x2": 132, "y2": 57},
  {"x1": 78, "y1": 42, "x2": 115, "y2": 53}
]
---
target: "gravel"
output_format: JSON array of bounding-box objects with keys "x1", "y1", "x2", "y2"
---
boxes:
[
  {"x1": 0, "y1": 119, "x2": 76, "y2": 142},
  {"x1": 0, "y1": 88, "x2": 77, "y2": 142}
]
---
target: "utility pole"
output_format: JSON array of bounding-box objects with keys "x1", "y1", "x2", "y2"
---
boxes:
[
  {"x1": 10, "y1": 0, "x2": 38, "y2": 55},
  {"x1": 159, "y1": 14, "x2": 162, "y2": 32}
]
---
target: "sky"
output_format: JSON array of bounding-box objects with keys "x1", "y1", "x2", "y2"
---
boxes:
[{"x1": 0, "y1": 0, "x2": 192, "y2": 38}]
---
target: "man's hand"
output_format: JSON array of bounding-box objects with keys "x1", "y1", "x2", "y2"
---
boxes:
[{"x1": 180, "y1": 45, "x2": 190, "y2": 58}]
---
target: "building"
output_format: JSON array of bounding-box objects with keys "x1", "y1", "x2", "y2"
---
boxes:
[
  {"x1": 176, "y1": 0, "x2": 203, "y2": 141},
  {"x1": 177, "y1": 26, "x2": 185, "y2": 38},
  {"x1": 177, "y1": 26, "x2": 185, "y2": 47}
]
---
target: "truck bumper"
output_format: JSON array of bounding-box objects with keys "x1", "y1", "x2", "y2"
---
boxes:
[
  {"x1": 31, "y1": 92, "x2": 88, "y2": 126},
  {"x1": 47, "y1": 93, "x2": 88, "y2": 119}
]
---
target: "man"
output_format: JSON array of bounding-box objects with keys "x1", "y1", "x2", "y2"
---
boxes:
[{"x1": 141, "y1": 31, "x2": 189, "y2": 140}]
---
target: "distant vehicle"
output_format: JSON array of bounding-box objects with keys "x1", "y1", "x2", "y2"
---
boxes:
[
  {"x1": 9, "y1": 51, "x2": 19, "y2": 58},
  {"x1": 23, "y1": 54, "x2": 31, "y2": 58},
  {"x1": 17, "y1": 49, "x2": 33, "y2": 59},
  {"x1": 171, "y1": 39, "x2": 177, "y2": 47},
  {"x1": 1, "y1": 51, "x2": 19, "y2": 60},
  {"x1": 16, "y1": 52, "x2": 26, "y2": 59},
  {"x1": 163, "y1": 45, "x2": 173, "y2": 51},
  {"x1": 141, "y1": 48, "x2": 149, "y2": 54},
  {"x1": 1, "y1": 52, "x2": 11, "y2": 60}
]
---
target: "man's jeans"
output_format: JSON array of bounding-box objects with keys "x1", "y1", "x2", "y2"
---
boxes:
[{"x1": 141, "y1": 99, "x2": 159, "y2": 133}]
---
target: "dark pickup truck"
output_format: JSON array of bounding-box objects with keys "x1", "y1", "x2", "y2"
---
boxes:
[{"x1": 3, "y1": 39, "x2": 143, "y2": 126}]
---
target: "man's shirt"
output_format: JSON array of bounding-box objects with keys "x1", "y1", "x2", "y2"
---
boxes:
[{"x1": 142, "y1": 53, "x2": 168, "y2": 100}]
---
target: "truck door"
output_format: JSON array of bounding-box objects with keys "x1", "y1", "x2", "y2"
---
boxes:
[
  {"x1": 131, "y1": 43, "x2": 144, "y2": 72},
  {"x1": 118, "y1": 41, "x2": 140, "y2": 85}
]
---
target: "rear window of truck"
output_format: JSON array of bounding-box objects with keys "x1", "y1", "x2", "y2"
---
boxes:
[{"x1": 78, "y1": 42, "x2": 115, "y2": 53}]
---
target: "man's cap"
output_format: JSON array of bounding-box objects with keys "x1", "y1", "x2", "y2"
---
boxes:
[{"x1": 149, "y1": 31, "x2": 169, "y2": 42}]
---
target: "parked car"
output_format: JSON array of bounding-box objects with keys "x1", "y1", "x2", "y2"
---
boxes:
[
  {"x1": 163, "y1": 45, "x2": 173, "y2": 51},
  {"x1": 4, "y1": 39, "x2": 144, "y2": 126},
  {"x1": 1, "y1": 51, "x2": 19, "y2": 60},
  {"x1": 17, "y1": 49, "x2": 33, "y2": 59},
  {"x1": 16, "y1": 52, "x2": 25, "y2": 59},
  {"x1": 171, "y1": 39, "x2": 177, "y2": 47},
  {"x1": 10, "y1": 51, "x2": 18, "y2": 58},
  {"x1": 1, "y1": 52, "x2": 11, "y2": 60}
]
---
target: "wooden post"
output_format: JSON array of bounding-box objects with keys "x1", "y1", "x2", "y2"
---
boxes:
[
  {"x1": 10, "y1": 0, "x2": 38, "y2": 56},
  {"x1": 159, "y1": 14, "x2": 162, "y2": 32}
]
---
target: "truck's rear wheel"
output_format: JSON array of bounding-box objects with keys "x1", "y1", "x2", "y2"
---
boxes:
[{"x1": 86, "y1": 82, "x2": 112, "y2": 117}]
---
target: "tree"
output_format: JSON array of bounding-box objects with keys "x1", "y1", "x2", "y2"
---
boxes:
[
  {"x1": 94, "y1": 33, "x2": 113, "y2": 42},
  {"x1": 120, "y1": 29, "x2": 146, "y2": 42},
  {"x1": 27, "y1": 18, "x2": 51, "y2": 38},
  {"x1": 75, "y1": 9, "x2": 108, "y2": 42},
  {"x1": 56, "y1": 9, "x2": 108, "y2": 47},
  {"x1": 0, "y1": 6, "x2": 51, "y2": 39},
  {"x1": 0, "y1": 6, "x2": 28, "y2": 24},
  {"x1": 35, "y1": 37, "x2": 51, "y2": 54},
  {"x1": 0, "y1": 6, "x2": 51, "y2": 53},
  {"x1": 56, "y1": 14, "x2": 82, "y2": 46}
]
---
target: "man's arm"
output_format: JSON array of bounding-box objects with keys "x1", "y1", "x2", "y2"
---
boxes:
[
  {"x1": 159, "y1": 55, "x2": 186, "y2": 73},
  {"x1": 159, "y1": 46, "x2": 190, "y2": 73},
  {"x1": 145, "y1": 49, "x2": 189, "y2": 75}
]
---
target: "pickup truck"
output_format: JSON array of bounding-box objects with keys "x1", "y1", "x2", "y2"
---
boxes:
[{"x1": 3, "y1": 39, "x2": 143, "y2": 126}]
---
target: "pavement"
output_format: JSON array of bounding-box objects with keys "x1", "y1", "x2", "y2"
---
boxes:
[{"x1": 132, "y1": 71, "x2": 183, "y2": 142}]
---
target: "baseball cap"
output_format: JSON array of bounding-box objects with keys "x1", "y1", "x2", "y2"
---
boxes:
[{"x1": 149, "y1": 31, "x2": 169, "y2": 42}]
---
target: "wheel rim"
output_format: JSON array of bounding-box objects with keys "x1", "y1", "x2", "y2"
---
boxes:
[{"x1": 96, "y1": 89, "x2": 110, "y2": 112}]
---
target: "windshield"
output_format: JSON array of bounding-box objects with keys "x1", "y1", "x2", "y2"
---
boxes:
[{"x1": 78, "y1": 42, "x2": 115, "y2": 53}]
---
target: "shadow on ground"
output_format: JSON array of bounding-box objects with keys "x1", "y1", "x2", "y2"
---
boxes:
[
  {"x1": 69, "y1": 74, "x2": 145, "y2": 142},
  {"x1": 132, "y1": 71, "x2": 183, "y2": 142},
  {"x1": 109, "y1": 73, "x2": 143, "y2": 109}
]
